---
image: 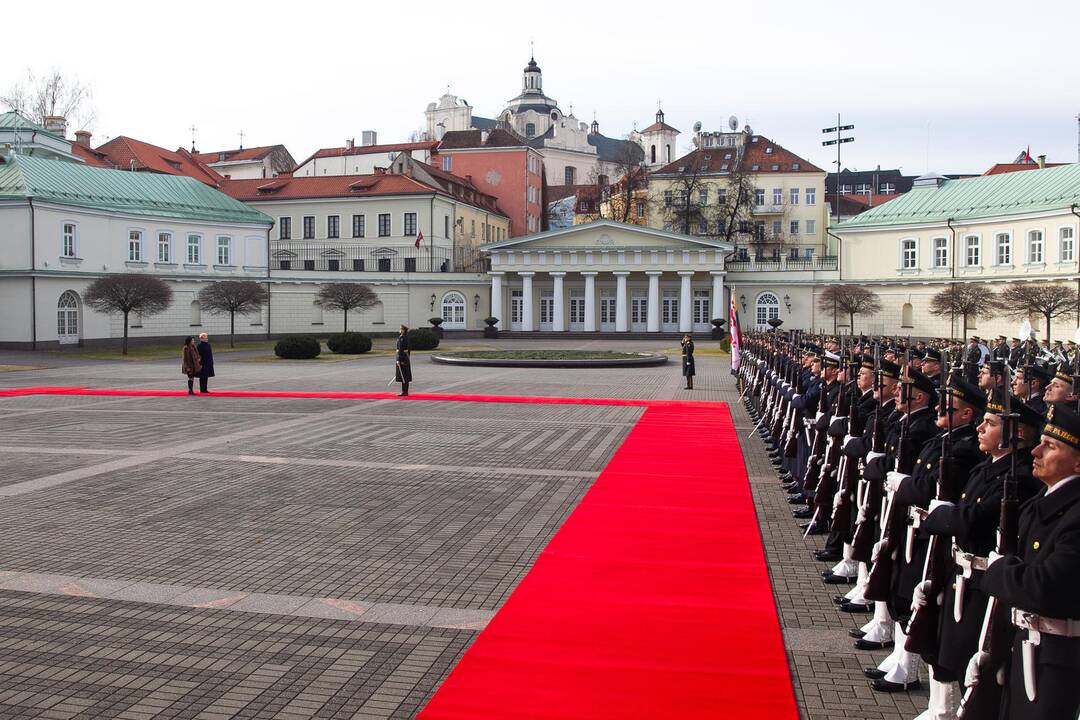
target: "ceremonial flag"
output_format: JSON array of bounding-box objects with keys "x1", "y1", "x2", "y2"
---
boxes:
[
  {"x1": 729, "y1": 293, "x2": 742, "y2": 373},
  {"x1": 415, "y1": 230, "x2": 424, "y2": 249}
]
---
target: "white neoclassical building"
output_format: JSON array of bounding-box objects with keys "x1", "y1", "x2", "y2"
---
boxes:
[{"x1": 480, "y1": 220, "x2": 732, "y2": 333}]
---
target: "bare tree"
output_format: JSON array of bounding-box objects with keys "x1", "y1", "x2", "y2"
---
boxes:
[
  {"x1": 1, "y1": 68, "x2": 95, "y2": 131},
  {"x1": 315, "y1": 283, "x2": 380, "y2": 332},
  {"x1": 928, "y1": 283, "x2": 997, "y2": 340},
  {"x1": 198, "y1": 281, "x2": 271, "y2": 348},
  {"x1": 83, "y1": 274, "x2": 173, "y2": 355},
  {"x1": 817, "y1": 284, "x2": 883, "y2": 334},
  {"x1": 995, "y1": 282, "x2": 1079, "y2": 341}
]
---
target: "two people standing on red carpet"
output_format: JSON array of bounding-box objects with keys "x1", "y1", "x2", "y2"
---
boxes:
[{"x1": 181, "y1": 332, "x2": 215, "y2": 395}]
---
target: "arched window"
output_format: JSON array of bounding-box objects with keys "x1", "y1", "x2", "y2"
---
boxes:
[
  {"x1": 525, "y1": 122, "x2": 536, "y2": 138},
  {"x1": 755, "y1": 292, "x2": 780, "y2": 328},
  {"x1": 650, "y1": 145, "x2": 656, "y2": 164},
  {"x1": 441, "y1": 291, "x2": 466, "y2": 329},
  {"x1": 665, "y1": 144, "x2": 671, "y2": 163},
  {"x1": 190, "y1": 299, "x2": 201, "y2": 325},
  {"x1": 901, "y1": 303, "x2": 913, "y2": 328},
  {"x1": 57, "y1": 291, "x2": 80, "y2": 344}
]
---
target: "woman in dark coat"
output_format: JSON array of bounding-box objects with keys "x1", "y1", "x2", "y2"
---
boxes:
[
  {"x1": 681, "y1": 333, "x2": 695, "y2": 390},
  {"x1": 181, "y1": 336, "x2": 201, "y2": 396},
  {"x1": 196, "y1": 332, "x2": 215, "y2": 394},
  {"x1": 395, "y1": 325, "x2": 412, "y2": 397}
]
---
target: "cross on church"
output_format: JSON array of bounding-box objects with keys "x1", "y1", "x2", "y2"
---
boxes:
[
  {"x1": 238, "y1": 130, "x2": 245, "y2": 150},
  {"x1": 189, "y1": 124, "x2": 197, "y2": 152}
]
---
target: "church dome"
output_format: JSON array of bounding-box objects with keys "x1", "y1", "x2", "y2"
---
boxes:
[{"x1": 524, "y1": 58, "x2": 541, "y2": 73}]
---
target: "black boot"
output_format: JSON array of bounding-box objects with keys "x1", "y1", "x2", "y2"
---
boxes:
[
  {"x1": 399, "y1": 382, "x2": 409, "y2": 397},
  {"x1": 187, "y1": 379, "x2": 195, "y2": 396}
]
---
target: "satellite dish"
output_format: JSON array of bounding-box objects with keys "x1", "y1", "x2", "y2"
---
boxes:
[
  {"x1": 728, "y1": 115, "x2": 739, "y2": 131},
  {"x1": 693, "y1": 121, "x2": 702, "y2": 132}
]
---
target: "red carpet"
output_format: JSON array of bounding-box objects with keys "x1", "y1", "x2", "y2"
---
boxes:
[
  {"x1": 1, "y1": 386, "x2": 796, "y2": 717},
  {"x1": 419, "y1": 403, "x2": 797, "y2": 719}
]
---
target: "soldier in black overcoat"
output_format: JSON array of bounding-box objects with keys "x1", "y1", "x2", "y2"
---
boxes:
[
  {"x1": 394, "y1": 324, "x2": 412, "y2": 397},
  {"x1": 681, "y1": 334, "x2": 695, "y2": 389},
  {"x1": 977, "y1": 402, "x2": 1080, "y2": 720}
]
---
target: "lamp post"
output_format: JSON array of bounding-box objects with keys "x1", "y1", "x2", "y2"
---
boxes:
[
  {"x1": 822, "y1": 115, "x2": 855, "y2": 224},
  {"x1": 429, "y1": 293, "x2": 436, "y2": 312}
]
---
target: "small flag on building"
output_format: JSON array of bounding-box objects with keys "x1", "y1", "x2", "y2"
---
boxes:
[{"x1": 415, "y1": 230, "x2": 424, "y2": 249}]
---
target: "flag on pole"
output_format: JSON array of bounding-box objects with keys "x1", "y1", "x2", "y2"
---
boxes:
[
  {"x1": 415, "y1": 230, "x2": 424, "y2": 249},
  {"x1": 729, "y1": 293, "x2": 742, "y2": 373}
]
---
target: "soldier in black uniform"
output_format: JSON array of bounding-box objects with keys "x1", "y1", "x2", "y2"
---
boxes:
[
  {"x1": 796, "y1": 352, "x2": 841, "y2": 534},
  {"x1": 915, "y1": 391, "x2": 1042, "y2": 719},
  {"x1": 1043, "y1": 365, "x2": 1077, "y2": 406},
  {"x1": 394, "y1": 324, "x2": 412, "y2": 396},
  {"x1": 1012, "y1": 364, "x2": 1050, "y2": 415},
  {"x1": 992, "y1": 335, "x2": 1009, "y2": 362},
  {"x1": 964, "y1": 336, "x2": 983, "y2": 383},
  {"x1": 977, "y1": 403, "x2": 1080, "y2": 720},
  {"x1": 1007, "y1": 338, "x2": 1023, "y2": 369},
  {"x1": 681, "y1": 334, "x2": 695, "y2": 389}
]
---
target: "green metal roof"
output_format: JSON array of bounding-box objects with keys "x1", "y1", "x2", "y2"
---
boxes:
[
  {"x1": 0, "y1": 152, "x2": 272, "y2": 225},
  {"x1": 0, "y1": 111, "x2": 56, "y2": 136},
  {"x1": 836, "y1": 163, "x2": 1080, "y2": 230}
]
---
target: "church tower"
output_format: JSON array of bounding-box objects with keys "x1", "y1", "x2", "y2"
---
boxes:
[
  {"x1": 522, "y1": 55, "x2": 543, "y2": 95},
  {"x1": 639, "y1": 106, "x2": 680, "y2": 169}
]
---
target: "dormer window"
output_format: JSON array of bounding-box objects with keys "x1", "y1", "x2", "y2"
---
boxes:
[
  {"x1": 751, "y1": 164, "x2": 760, "y2": 171},
  {"x1": 771, "y1": 164, "x2": 779, "y2": 171},
  {"x1": 792, "y1": 163, "x2": 800, "y2": 171},
  {"x1": 765, "y1": 147, "x2": 773, "y2": 154}
]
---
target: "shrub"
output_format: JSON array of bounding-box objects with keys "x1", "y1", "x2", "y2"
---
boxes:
[
  {"x1": 327, "y1": 332, "x2": 372, "y2": 354},
  {"x1": 275, "y1": 335, "x2": 321, "y2": 359},
  {"x1": 718, "y1": 336, "x2": 732, "y2": 353},
  {"x1": 407, "y1": 327, "x2": 440, "y2": 350}
]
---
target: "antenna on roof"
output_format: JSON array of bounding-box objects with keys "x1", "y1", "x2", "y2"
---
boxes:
[
  {"x1": 189, "y1": 123, "x2": 198, "y2": 153},
  {"x1": 238, "y1": 130, "x2": 245, "y2": 150}
]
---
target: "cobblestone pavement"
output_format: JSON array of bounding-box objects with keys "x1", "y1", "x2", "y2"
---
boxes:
[{"x1": 0, "y1": 341, "x2": 920, "y2": 719}]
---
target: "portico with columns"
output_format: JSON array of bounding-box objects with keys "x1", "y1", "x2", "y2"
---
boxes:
[{"x1": 482, "y1": 220, "x2": 732, "y2": 334}]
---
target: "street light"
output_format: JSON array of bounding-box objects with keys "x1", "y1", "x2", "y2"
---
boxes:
[
  {"x1": 784, "y1": 294, "x2": 791, "y2": 311},
  {"x1": 739, "y1": 294, "x2": 746, "y2": 311},
  {"x1": 429, "y1": 293, "x2": 437, "y2": 311},
  {"x1": 473, "y1": 293, "x2": 480, "y2": 312},
  {"x1": 822, "y1": 114, "x2": 855, "y2": 224}
]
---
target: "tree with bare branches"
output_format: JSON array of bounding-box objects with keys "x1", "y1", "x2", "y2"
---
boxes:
[
  {"x1": 198, "y1": 281, "x2": 271, "y2": 348},
  {"x1": 817, "y1": 284, "x2": 883, "y2": 334},
  {"x1": 994, "y1": 282, "x2": 1079, "y2": 341},
  {"x1": 927, "y1": 283, "x2": 997, "y2": 340},
  {"x1": 1, "y1": 68, "x2": 95, "y2": 131},
  {"x1": 83, "y1": 274, "x2": 173, "y2": 355},
  {"x1": 315, "y1": 283, "x2": 380, "y2": 332}
]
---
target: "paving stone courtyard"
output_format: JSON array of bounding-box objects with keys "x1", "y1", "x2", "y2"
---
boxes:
[{"x1": 0, "y1": 339, "x2": 924, "y2": 719}]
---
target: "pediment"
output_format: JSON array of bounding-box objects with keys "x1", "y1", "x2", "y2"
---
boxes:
[{"x1": 481, "y1": 220, "x2": 732, "y2": 253}]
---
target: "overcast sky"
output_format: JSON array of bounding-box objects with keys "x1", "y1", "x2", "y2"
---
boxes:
[{"x1": 6, "y1": 0, "x2": 1079, "y2": 175}]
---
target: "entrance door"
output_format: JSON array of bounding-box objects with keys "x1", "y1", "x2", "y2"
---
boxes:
[
  {"x1": 599, "y1": 289, "x2": 616, "y2": 331},
  {"x1": 510, "y1": 289, "x2": 523, "y2": 330},
  {"x1": 440, "y1": 291, "x2": 466, "y2": 330},
  {"x1": 631, "y1": 291, "x2": 648, "y2": 332},
  {"x1": 692, "y1": 289, "x2": 711, "y2": 333},
  {"x1": 569, "y1": 289, "x2": 585, "y2": 331},
  {"x1": 57, "y1": 291, "x2": 80, "y2": 345},
  {"x1": 539, "y1": 289, "x2": 554, "y2": 331},
  {"x1": 662, "y1": 289, "x2": 679, "y2": 332}
]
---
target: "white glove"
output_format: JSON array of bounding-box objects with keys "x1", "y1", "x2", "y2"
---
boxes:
[
  {"x1": 987, "y1": 551, "x2": 1003, "y2": 567},
  {"x1": 928, "y1": 499, "x2": 954, "y2": 513},
  {"x1": 871, "y1": 539, "x2": 885, "y2": 563},
  {"x1": 792, "y1": 393, "x2": 801, "y2": 403},
  {"x1": 843, "y1": 434, "x2": 855, "y2": 447},
  {"x1": 911, "y1": 580, "x2": 932, "y2": 611},
  {"x1": 964, "y1": 650, "x2": 991, "y2": 688},
  {"x1": 885, "y1": 471, "x2": 909, "y2": 493},
  {"x1": 866, "y1": 451, "x2": 886, "y2": 464}
]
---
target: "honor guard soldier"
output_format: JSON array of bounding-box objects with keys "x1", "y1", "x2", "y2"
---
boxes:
[
  {"x1": 1008, "y1": 338, "x2": 1023, "y2": 369},
  {"x1": 992, "y1": 336, "x2": 1009, "y2": 362},
  {"x1": 1012, "y1": 364, "x2": 1050, "y2": 416},
  {"x1": 976, "y1": 403, "x2": 1080, "y2": 720},
  {"x1": 1043, "y1": 366, "x2": 1078, "y2": 406}
]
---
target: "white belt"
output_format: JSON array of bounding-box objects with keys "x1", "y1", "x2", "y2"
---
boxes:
[{"x1": 1011, "y1": 609, "x2": 1080, "y2": 638}]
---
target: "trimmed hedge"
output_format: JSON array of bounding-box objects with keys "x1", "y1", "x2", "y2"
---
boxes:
[
  {"x1": 327, "y1": 332, "x2": 373, "y2": 354},
  {"x1": 274, "y1": 335, "x2": 321, "y2": 359},
  {"x1": 407, "y1": 327, "x2": 440, "y2": 351}
]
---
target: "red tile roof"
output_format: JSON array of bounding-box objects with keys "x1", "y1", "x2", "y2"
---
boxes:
[
  {"x1": 193, "y1": 145, "x2": 279, "y2": 164},
  {"x1": 654, "y1": 135, "x2": 824, "y2": 176},
  {"x1": 93, "y1": 136, "x2": 224, "y2": 186},
  {"x1": 70, "y1": 142, "x2": 115, "y2": 168},
  {"x1": 296, "y1": 141, "x2": 438, "y2": 168},
  {"x1": 641, "y1": 121, "x2": 679, "y2": 134},
  {"x1": 983, "y1": 162, "x2": 1067, "y2": 176},
  {"x1": 436, "y1": 128, "x2": 528, "y2": 150}
]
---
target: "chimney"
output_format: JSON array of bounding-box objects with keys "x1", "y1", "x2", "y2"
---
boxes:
[
  {"x1": 345, "y1": 138, "x2": 354, "y2": 150},
  {"x1": 374, "y1": 167, "x2": 386, "y2": 174},
  {"x1": 361, "y1": 130, "x2": 377, "y2": 147},
  {"x1": 1037, "y1": 154, "x2": 1046, "y2": 169},
  {"x1": 480, "y1": 129, "x2": 489, "y2": 143},
  {"x1": 43, "y1": 115, "x2": 67, "y2": 138},
  {"x1": 74, "y1": 130, "x2": 92, "y2": 147}
]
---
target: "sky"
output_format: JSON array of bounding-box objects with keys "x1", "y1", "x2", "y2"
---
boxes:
[{"x1": 5, "y1": 0, "x2": 1079, "y2": 176}]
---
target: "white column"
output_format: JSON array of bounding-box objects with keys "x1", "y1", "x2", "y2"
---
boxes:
[
  {"x1": 551, "y1": 272, "x2": 566, "y2": 332},
  {"x1": 582, "y1": 272, "x2": 597, "y2": 332},
  {"x1": 678, "y1": 271, "x2": 693, "y2": 333},
  {"x1": 614, "y1": 272, "x2": 629, "y2": 332},
  {"x1": 646, "y1": 271, "x2": 661, "y2": 332},
  {"x1": 710, "y1": 271, "x2": 726, "y2": 325},
  {"x1": 490, "y1": 272, "x2": 504, "y2": 329},
  {"x1": 520, "y1": 272, "x2": 534, "y2": 331}
]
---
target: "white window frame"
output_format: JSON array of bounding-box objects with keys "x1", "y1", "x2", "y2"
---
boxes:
[
  {"x1": 61, "y1": 221, "x2": 78, "y2": 258},
  {"x1": 880, "y1": 182, "x2": 896, "y2": 194},
  {"x1": 442, "y1": 156, "x2": 452, "y2": 172},
  {"x1": 303, "y1": 215, "x2": 315, "y2": 239},
  {"x1": 1059, "y1": 225, "x2": 1076, "y2": 263},
  {"x1": 698, "y1": 189, "x2": 708, "y2": 205},
  {"x1": 403, "y1": 212, "x2": 418, "y2": 237},
  {"x1": 772, "y1": 188, "x2": 783, "y2": 205},
  {"x1": 278, "y1": 216, "x2": 291, "y2": 240},
  {"x1": 352, "y1": 214, "x2": 365, "y2": 238},
  {"x1": 789, "y1": 188, "x2": 799, "y2": 205},
  {"x1": 899, "y1": 237, "x2": 918, "y2": 270},
  {"x1": 964, "y1": 234, "x2": 980, "y2": 267},
  {"x1": 932, "y1": 236, "x2": 949, "y2": 268},
  {"x1": 805, "y1": 219, "x2": 816, "y2": 235},
  {"x1": 327, "y1": 215, "x2": 340, "y2": 239},
  {"x1": 127, "y1": 229, "x2": 145, "y2": 262},
  {"x1": 187, "y1": 234, "x2": 202, "y2": 264},
  {"x1": 216, "y1": 235, "x2": 232, "y2": 266},
  {"x1": 1026, "y1": 229, "x2": 1044, "y2": 264},
  {"x1": 157, "y1": 231, "x2": 173, "y2": 263},
  {"x1": 995, "y1": 232, "x2": 1012, "y2": 266},
  {"x1": 754, "y1": 188, "x2": 765, "y2": 206},
  {"x1": 805, "y1": 187, "x2": 816, "y2": 205},
  {"x1": 789, "y1": 220, "x2": 800, "y2": 236}
]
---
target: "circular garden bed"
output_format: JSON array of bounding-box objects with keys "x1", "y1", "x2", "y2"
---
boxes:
[{"x1": 430, "y1": 350, "x2": 668, "y2": 368}]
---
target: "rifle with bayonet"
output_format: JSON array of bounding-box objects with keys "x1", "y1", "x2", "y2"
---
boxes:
[
  {"x1": 852, "y1": 342, "x2": 886, "y2": 563},
  {"x1": 813, "y1": 339, "x2": 849, "y2": 524},
  {"x1": 831, "y1": 350, "x2": 864, "y2": 534},
  {"x1": 784, "y1": 332, "x2": 803, "y2": 457}
]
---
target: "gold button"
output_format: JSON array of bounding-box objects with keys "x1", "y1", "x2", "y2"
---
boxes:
[
  {"x1": 1033, "y1": 541, "x2": 1040, "y2": 550},
  {"x1": 976, "y1": 498, "x2": 981, "y2": 504},
  {"x1": 952, "y1": 583, "x2": 956, "y2": 590}
]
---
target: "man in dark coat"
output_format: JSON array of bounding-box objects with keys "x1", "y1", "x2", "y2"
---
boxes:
[
  {"x1": 1012, "y1": 364, "x2": 1050, "y2": 415},
  {"x1": 394, "y1": 325, "x2": 412, "y2": 397},
  {"x1": 975, "y1": 403, "x2": 1080, "y2": 720},
  {"x1": 196, "y1": 332, "x2": 215, "y2": 394}
]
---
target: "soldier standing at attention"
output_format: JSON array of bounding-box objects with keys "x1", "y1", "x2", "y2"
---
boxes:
[
  {"x1": 977, "y1": 403, "x2": 1080, "y2": 719},
  {"x1": 681, "y1": 334, "x2": 695, "y2": 390},
  {"x1": 395, "y1": 324, "x2": 412, "y2": 397}
]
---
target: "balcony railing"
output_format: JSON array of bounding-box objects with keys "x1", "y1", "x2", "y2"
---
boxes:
[
  {"x1": 751, "y1": 204, "x2": 785, "y2": 215},
  {"x1": 726, "y1": 255, "x2": 838, "y2": 272},
  {"x1": 270, "y1": 242, "x2": 489, "y2": 274}
]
